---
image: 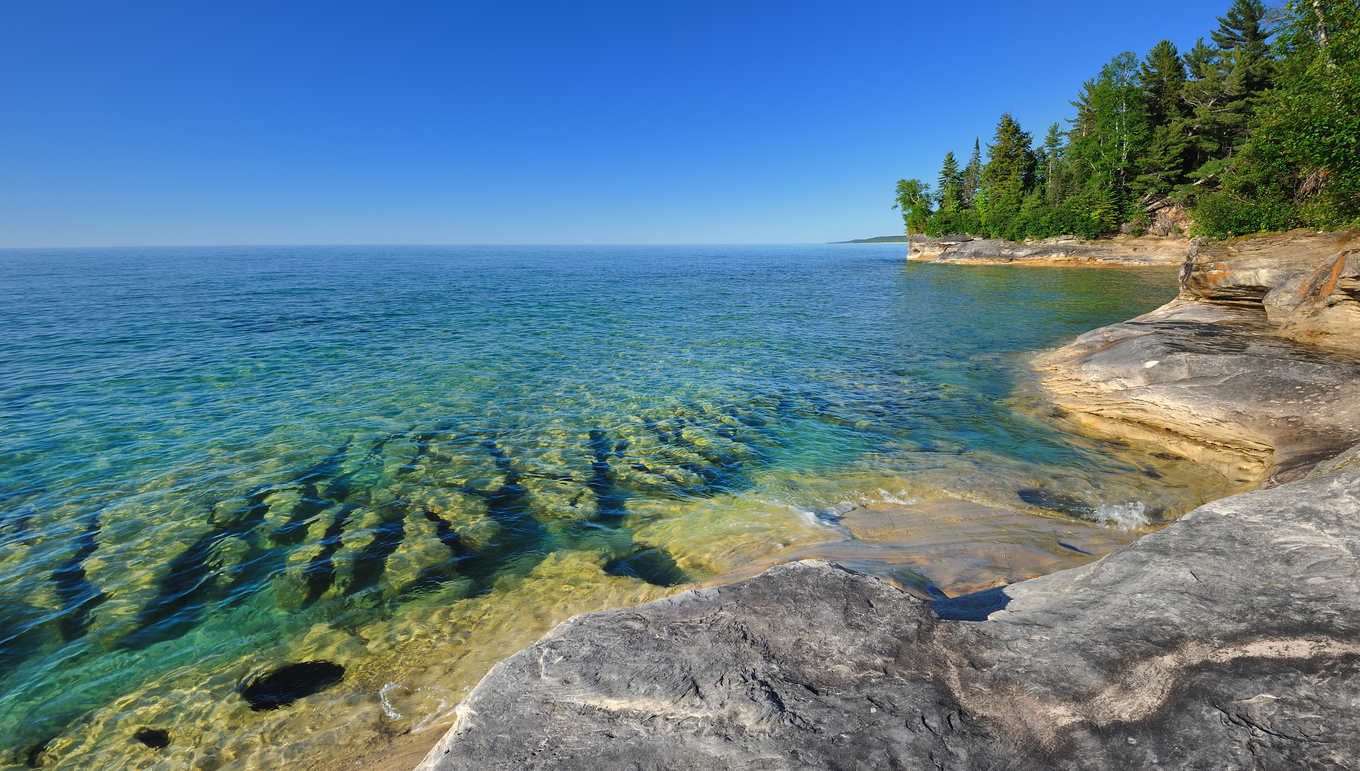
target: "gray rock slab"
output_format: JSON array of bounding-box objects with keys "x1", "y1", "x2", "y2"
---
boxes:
[{"x1": 417, "y1": 462, "x2": 1360, "y2": 771}]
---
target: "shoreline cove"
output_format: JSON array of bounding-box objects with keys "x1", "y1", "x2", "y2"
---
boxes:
[{"x1": 405, "y1": 230, "x2": 1360, "y2": 770}]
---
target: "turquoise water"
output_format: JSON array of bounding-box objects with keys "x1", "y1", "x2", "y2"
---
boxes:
[{"x1": 0, "y1": 246, "x2": 1218, "y2": 769}]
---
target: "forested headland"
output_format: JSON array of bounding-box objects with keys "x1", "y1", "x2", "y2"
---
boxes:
[{"x1": 894, "y1": 0, "x2": 1359, "y2": 240}]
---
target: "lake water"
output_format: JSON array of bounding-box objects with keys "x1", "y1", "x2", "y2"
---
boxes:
[{"x1": 0, "y1": 245, "x2": 1230, "y2": 769}]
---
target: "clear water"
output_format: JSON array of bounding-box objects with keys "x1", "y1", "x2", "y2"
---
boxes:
[{"x1": 0, "y1": 246, "x2": 1226, "y2": 769}]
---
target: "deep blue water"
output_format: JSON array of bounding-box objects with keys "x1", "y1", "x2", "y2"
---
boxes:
[{"x1": 0, "y1": 245, "x2": 1193, "y2": 769}]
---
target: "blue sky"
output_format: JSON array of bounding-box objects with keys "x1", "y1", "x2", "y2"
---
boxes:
[{"x1": 2, "y1": 0, "x2": 1238, "y2": 246}]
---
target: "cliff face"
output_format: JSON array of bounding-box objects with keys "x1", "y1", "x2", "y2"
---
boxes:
[{"x1": 907, "y1": 234, "x2": 1187, "y2": 266}]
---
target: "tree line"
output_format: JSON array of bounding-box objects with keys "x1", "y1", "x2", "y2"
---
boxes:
[{"x1": 894, "y1": 0, "x2": 1359, "y2": 240}]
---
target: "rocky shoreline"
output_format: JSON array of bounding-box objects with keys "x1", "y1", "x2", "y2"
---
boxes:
[
  {"x1": 905, "y1": 233, "x2": 1189, "y2": 266},
  {"x1": 411, "y1": 230, "x2": 1360, "y2": 770}
]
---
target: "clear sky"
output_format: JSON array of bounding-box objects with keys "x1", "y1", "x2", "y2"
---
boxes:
[{"x1": 2, "y1": 0, "x2": 1240, "y2": 246}]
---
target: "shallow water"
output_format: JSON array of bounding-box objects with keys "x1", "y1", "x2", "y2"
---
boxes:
[{"x1": 0, "y1": 245, "x2": 1232, "y2": 769}]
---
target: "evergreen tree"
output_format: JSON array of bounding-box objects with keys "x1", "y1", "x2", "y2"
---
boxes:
[
  {"x1": 1194, "y1": 0, "x2": 1360, "y2": 235},
  {"x1": 1212, "y1": 0, "x2": 1274, "y2": 95},
  {"x1": 1036, "y1": 122, "x2": 1067, "y2": 206},
  {"x1": 1140, "y1": 40, "x2": 1187, "y2": 127},
  {"x1": 961, "y1": 138, "x2": 982, "y2": 208},
  {"x1": 936, "y1": 152, "x2": 964, "y2": 211},
  {"x1": 1212, "y1": 0, "x2": 1271, "y2": 58},
  {"x1": 980, "y1": 113, "x2": 1036, "y2": 233},
  {"x1": 1136, "y1": 41, "x2": 1191, "y2": 195},
  {"x1": 889, "y1": 0, "x2": 1356, "y2": 241},
  {"x1": 1180, "y1": 38, "x2": 1250, "y2": 180},
  {"x1": 1065, "y1": 53, "x2": 1149, "y2": 231}
]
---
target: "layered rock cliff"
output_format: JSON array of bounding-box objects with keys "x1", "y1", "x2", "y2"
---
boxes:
[
  {"x1": 907, "y1": 234, "x2": 1187, "y2": 266},
  {"x1": 1039, "y1": 229, "x2": 1360, "y2": 487}
]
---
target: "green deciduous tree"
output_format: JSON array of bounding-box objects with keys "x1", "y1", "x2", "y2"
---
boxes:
[{"x1": 893, "y1": 178, "x2": 934, "y2": 234}]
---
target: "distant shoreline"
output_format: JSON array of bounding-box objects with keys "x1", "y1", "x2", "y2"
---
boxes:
[{"x1": 829, "y1": 235, "x2": 913, "y2": 243}]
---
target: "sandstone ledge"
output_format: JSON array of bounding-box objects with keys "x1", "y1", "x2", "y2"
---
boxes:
[
  {"x1": 1037, "y1": 230, "x2": 1360, "y2": 487},
  {"x1": 906, "y1": 234, "x2": 1188, "y2": 266},
  {"x1": 417, "y1": 459, "x2": 1360, "y2": 770}
]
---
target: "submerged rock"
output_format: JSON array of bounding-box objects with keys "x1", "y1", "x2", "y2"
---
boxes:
[
  {"x1": 132, "y1": 727, "x2": 169, "y2": 749},
  {"x1": 238, "y1": 661, "x2": 345, "y2": 711},
  {"x1": 416, "y1": 460, "x2": 1360, "y2": 770}
]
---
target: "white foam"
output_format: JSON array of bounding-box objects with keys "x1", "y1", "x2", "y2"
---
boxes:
[
  {"x1": 379, "y1": 682, "x2": 405, "y2": 720},
  {"x1": 876, "y1": 488, "x2": 918, "y2": 506},
  {"x1": 1094, "y1": 501, "x2": 1148, "y2": 530}
]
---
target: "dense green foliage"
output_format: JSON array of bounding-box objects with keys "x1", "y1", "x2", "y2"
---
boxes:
[{"x1": 893, "y1": 0, "x2": 1360, "y2": 240}]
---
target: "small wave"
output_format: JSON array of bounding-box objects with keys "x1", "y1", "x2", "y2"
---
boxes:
[
  {"x1": 379, "y1": 682, "x2": 404, "y2": 720},
  {"x1": 1094, "y1": 501, "x2": 1148, "y2": 530}
]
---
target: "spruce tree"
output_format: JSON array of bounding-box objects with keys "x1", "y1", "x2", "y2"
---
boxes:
[
  {"x1": 936, "y1": 152, "x2": 964, "y2": 211},
  {"x1": 961, "y1": 139, "x2": 982, "y2": 208},
  {"x1": 980, "y1": 113, "x2": 1036, "y2": 227}
]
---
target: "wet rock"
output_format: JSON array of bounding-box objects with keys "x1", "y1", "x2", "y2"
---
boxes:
[
  {"x1": 416, "y1": 461, "x2": 1360, "y2": 770},
  {"x1": 1016, "y1": 488, "x2": 1095, "y2": 518},
  {"x1": 132, "y1": 727, "x2": 170, "y2": 749},
  {"x1": 238, "y1": 661, "x2": 345, "y2": 711}
]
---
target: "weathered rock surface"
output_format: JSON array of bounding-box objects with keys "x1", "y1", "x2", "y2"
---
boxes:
[
  {"x1": 907, "y1": 234, "x2": 1188, "y2": 266},
  {"x1": 1037, "y1": 229, "x2": 1360, "y2": 486},
  {"x1": 417, "y1": 460, "x2": 1360, "y2": 771},
  {"x1": 1036, "y1": 298, "x2": 1360, "y2": 486},
  {"x1": 1181, "y1": 229, "x2": 1360, "y2": 352}
]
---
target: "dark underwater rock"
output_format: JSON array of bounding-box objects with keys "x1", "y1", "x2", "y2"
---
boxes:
[
  {"x1": 132, "y1": 727, "x2": 170, "y2": 749},
  {"x1": 603, "y1": 546, "x2": 686, "y2": 587},
  {"x1": 239, "y1": 661, "x2": 345, "y2": 711},
  {"x1": 415, "y1": 460, "x2": 1360, "y2": 771}
]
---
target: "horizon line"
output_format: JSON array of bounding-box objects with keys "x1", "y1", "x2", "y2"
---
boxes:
[{"x1": 0, "y1": 240, "x2": 906, "y2": 250}]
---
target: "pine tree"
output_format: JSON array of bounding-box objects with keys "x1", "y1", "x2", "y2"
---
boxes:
[
  {"x1": 1037, "y1": 122, "x2": 1066, "y2": 205},
  {"x1": 1179, "y1": 38, "x2": 1250, "y2": 179},
  {"x1": 1211, "y1": 0, "x2": 1271, "y2": 58},
  {"x1": 980, "y1": 113, "x2": 1036, "y2": 224},
  {"x1": 936, "y1": 152, "x2": 964, "y2": 211},
  {"x1": 1140, "y1": 40, "x2": 1187, "y2": 128},
  {"x1": 1136, "y1": 40, "x2": 1191, "y2": 195},
  {"x1": 1212, "y1": 0, "x2": 1274, "y2": 95},
  {"x1": 961, "y1": 139, "x2": 982, "y2": 208}
]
